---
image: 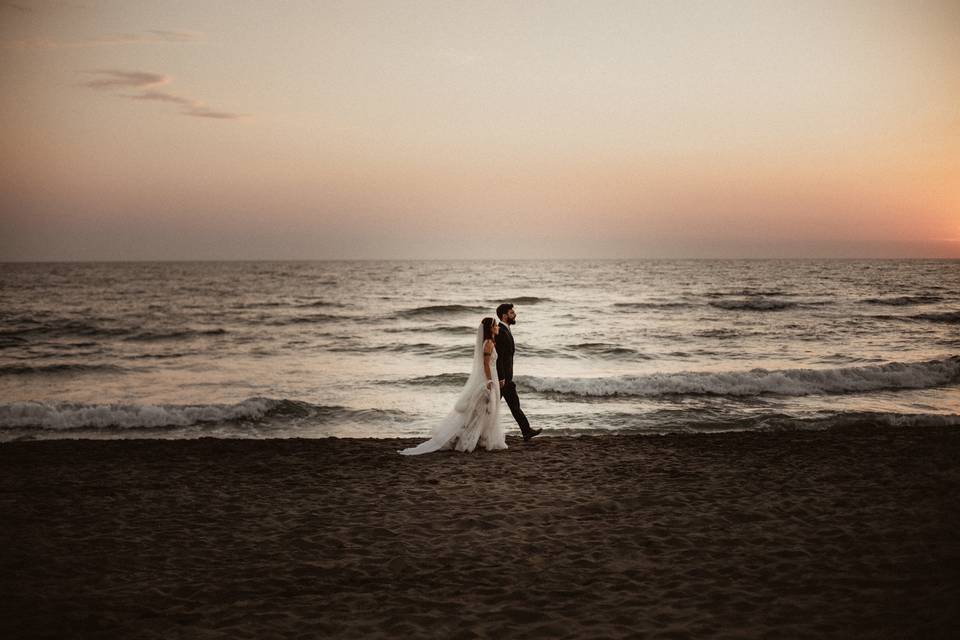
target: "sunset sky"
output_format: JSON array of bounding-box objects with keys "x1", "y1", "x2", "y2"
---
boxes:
[{"x1": 1, "y1": 0, "x2": 958, "y2": 260}]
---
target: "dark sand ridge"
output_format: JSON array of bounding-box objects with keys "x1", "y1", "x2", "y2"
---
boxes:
[{"x1": 2, "y1": 425, "x2": 959, "y2": 639}]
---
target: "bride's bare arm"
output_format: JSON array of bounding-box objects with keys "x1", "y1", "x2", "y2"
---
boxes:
[{"x1": 483, "y1": 339, "x2": 494, "y2": 386}]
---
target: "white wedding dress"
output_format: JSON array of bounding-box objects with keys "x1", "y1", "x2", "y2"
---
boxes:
[{"x1": 399, "y1": 326, "x2": 507, "y2": 455}]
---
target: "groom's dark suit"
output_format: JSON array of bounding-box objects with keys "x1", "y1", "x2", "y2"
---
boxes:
[{"x1": 495, "y1": 322, "x2": 534, "y2": 438}]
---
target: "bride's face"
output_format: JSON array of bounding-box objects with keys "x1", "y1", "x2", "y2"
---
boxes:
[{"x1": 491, "y1": 323, "x2": 500, "y2": 336}]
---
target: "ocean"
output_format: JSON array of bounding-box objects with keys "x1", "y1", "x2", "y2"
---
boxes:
[{"x1": 1, "y1": 260, "x2": 958, "y2": 441}]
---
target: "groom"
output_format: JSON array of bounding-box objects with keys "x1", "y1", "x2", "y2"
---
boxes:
[{"x1": 495, "y1": 303, "x2": 542, "y2": 441}]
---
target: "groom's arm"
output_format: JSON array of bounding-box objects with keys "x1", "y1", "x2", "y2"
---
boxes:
[{"x1": 495, "y1": 331, "x2": 507, "y2": 384}]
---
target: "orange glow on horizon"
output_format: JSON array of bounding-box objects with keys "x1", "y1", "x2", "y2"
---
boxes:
[{"x1": 1, "y1": 1, "x2": 958, "y2": 260}]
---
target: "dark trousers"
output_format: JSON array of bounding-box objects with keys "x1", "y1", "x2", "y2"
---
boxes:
[{"x1": 500, "y1": 380, "x2": 532, "y2": 436}]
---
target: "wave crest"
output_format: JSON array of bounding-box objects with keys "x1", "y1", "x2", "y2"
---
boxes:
[
  {"x1": 519, "y1": 356, "x2": 960, "y2": 398},
  {"x1": 0, "y1": 398, "x2": 405, "y2": 432}
]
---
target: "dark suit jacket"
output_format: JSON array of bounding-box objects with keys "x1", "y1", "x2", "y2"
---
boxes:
[{"x1": 495, "y1": 323, "x2": 515, "y2": 382}]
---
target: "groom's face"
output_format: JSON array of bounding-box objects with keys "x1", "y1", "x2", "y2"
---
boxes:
[{"x1": 504, "y1": 308, "x2": 517, "y2": 325}]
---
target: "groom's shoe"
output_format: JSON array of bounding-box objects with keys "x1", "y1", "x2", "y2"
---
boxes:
[{"x1": 523, "y1": 428, "x2": 542, "y2": 442}]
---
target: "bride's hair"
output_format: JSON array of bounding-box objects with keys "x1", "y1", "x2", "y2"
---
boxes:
[{"x1": 481, "y1": 317, "x2": 495, "y2": 341}]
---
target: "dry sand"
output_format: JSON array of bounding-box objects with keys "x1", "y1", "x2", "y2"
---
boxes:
[{"x1": 2, "y1": 425, "x2": 959, "y2": 639}]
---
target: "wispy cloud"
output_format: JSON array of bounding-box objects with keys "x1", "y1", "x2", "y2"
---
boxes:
[
  {"x1": 130, "y1": 89, "x2": 248, "y2": 119},
  {"x1": 84, "y1": 69, "x2": 249, "y2": 122},
  {"x1": 129, "y1": 89, "x2": 196, "y2": 106},
  {"x1": 184, "y1": 106, "x2": 247, "y2": 120},
  {"x1": 83, "y1": 69, "x2": 170, "y2": 90},
  {"x1": 3, "y1": 29, "x2": 203, "y2": 50}
]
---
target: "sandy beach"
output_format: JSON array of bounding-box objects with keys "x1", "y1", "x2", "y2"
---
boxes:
[{"x1": 2, "y1": 425, "x2": 959, "y2": 639}]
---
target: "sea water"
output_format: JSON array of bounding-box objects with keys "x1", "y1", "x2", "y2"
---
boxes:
[{"x1": 1, "y1": 260, "x2": 958, "y2": 440}]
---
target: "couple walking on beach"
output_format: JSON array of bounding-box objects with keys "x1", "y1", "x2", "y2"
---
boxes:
[{"x1": 399, "y1": 303, "x2": 541, "y2": 455}]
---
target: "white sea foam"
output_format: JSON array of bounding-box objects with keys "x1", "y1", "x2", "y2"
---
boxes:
[
  {"x1": 519, "y1": 356, "x2": 960, "y2": 397},
  {"x1": 0, "y1": 398, "x2": 409, "y2": 432},
  {"x1": 0, "y1": 397, "x2": 281, "y2": 430}
]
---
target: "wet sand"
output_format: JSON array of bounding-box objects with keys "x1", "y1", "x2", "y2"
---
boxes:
[{"x1": 2, "y1": 425, "x2": 959, "y2": 639}]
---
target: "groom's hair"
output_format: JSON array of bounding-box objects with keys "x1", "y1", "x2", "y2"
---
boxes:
[{"x1": 496, "y1": 303, "x2": 513, "y2": 320}]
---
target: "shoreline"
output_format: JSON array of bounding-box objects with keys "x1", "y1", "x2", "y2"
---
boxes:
[{"x1": 3, "y1": 425, "x2": 959, "y2": 638}]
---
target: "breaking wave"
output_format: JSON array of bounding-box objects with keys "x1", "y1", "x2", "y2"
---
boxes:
[
  {"x1": 519, "y1": 356, "x2": 960, "y2": 398},
  {"x1": 0, "y1": 397, "x2": 405, "y2": 433}
]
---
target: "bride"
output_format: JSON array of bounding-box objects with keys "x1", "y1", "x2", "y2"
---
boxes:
[{"x1": 399, "y1": 317, "x2": 507, "y2": 454}]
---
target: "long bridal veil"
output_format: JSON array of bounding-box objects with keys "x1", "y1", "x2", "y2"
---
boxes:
[{"x1": 399, "y1": 324, "x2": 506, "y2": 455}]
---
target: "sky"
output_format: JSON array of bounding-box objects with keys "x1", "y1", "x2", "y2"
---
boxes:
[{"x1": 1, "y1": 0, "x2": 958, "y2": 260}]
